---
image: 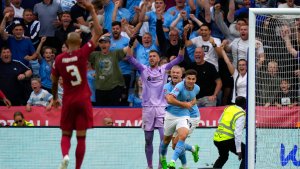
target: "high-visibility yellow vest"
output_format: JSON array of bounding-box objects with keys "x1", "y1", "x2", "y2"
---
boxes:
[
  {"x1": 12, "y1": 120, "x2": 34, "y2": 127},
  {"x1": 213, "y1": 105, "x2": 245, "y2": 142}
]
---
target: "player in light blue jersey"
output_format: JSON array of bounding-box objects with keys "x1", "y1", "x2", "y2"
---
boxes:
[
  {"x1": 163, "y1": 66, "x2": 200, "y2": 169},
  {"x1": 160, "y1": 69, "x2": 200, "y2": 169}
]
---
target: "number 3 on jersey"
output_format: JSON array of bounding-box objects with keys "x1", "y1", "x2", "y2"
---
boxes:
[{"x1": 66, "y1": 65, "x2": 82, "y2": 86}]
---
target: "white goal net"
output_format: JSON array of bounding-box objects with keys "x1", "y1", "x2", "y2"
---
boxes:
[{"x1": 249, "y1": 9, "x2": 300, "y2": 169}]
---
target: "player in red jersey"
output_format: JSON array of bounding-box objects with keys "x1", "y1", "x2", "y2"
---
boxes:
[{"x1": 51, "y1": 0, "x2": 102, "y2": 168}]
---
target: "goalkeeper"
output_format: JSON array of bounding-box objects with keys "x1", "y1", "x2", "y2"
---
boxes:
[{"x1": 213, "y1": 96, "x2": 246, "y2": 169}]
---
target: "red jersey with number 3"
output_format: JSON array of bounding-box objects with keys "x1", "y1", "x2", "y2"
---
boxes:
[{"x1": 52, "y1": 40, "x2": 95, "y2": 102}]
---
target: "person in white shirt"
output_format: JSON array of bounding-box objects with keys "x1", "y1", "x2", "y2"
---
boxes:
[
  {"x1": 10, "y1": 0, "x2": 24, "y2": 18},
  {"x1": 185, "y1": 24, "x2": 222, "y2": 71},
  {"x1": 221, "y1": 49, "x2": 247, "y2": 103},
  {"x1": 223, "y1": 25, "x2": 264, "y2": 68}
]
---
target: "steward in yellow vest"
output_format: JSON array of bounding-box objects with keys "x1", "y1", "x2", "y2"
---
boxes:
[
  {"x1": 213, "y1": 96, "x2": 246, "y2": 169},
  {"x1": 12, "y1": 111, "x2": 34, "y2": 127}
]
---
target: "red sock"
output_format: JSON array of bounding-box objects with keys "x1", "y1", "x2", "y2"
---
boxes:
[
  {"x1": 76, "y1": 136, "x2": 86, "y2": 169},
  {"x1": 61, "y1": 135, "x2": 71, "y2": 157}
]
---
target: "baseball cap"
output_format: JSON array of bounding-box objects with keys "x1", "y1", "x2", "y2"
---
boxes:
[{"x1": 99, "y1": 36, "x2": 110, "y2": 43}]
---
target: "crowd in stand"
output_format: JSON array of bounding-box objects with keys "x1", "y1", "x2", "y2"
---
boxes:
[{"x1": 0, "y1": 0, "x2": 299, "y2": 110}]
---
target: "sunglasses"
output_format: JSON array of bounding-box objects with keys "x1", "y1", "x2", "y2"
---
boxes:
[{"x1": 15, "y1": 120, "x2": 23, "y2": 123}]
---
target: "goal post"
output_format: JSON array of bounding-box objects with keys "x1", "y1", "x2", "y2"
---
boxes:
[{"x1": 249, "y1": 8, "x2": 300, "y2": 169}]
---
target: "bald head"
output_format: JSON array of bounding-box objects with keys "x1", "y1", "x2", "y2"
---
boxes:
[{"x1": 66, "y1": 32, "x2": 81, "y2": 48}]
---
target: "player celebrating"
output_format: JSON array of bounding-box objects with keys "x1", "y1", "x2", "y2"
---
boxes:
[
  {"x1": 163, "y1": 66, "x2": 200, "y2": 169},
  {"x1": 160, "y1": 69, "x2": 200, "y2": 169},
  {"x1": 51, "y1": 1, "x2": 102, "y2": 169},
  {"x1": 126, "y1": 37, "x2": 184, "y2": 169}
]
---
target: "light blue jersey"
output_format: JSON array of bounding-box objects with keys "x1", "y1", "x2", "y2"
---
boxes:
[
  {"x1": 134, "y1": 43, "x2": 159, "y2": 66},
  {"x1": 104, "y1": 1, "x2": 114, "y2": 31},
  {"x1": 163, "y1": 81, "x2": 174, "y2": 96},
  {"x1": 166, "y1": 80, "x2": 200, "y2": 117},
  {"x1": 39, "y1": 58, "x2": 52, "y2": 89},
  {"x1": 163, "y1": 6, "x2": 191, "y2": 35},
  {"x1": 110, "y1": 36, "x2": 132, "y2": 75},
  {"x1": 146, "y1": 11, "x2": 168, "y2": 42},
  {"x1": 27, "y1": 89, "x2": 53, "y2": 106},
  {"x1": 116, "y1": 8, "x2": 133, "y2": 23}
]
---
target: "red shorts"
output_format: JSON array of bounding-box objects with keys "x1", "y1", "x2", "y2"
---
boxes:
[{"x1": 60, "y1": 98, "x2": 93, "y2": 131}]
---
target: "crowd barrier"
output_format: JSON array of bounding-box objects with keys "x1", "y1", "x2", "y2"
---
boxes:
[{"x1": 1, "y1": 106, "x2": 299, "y2": 127}]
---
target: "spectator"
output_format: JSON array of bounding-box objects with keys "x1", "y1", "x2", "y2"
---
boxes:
[
  {"x1": 26, "y1": 78, "x2": 53, "y2": 112},
  {"x1": 206, "y1": 0, "x2": 225, "y2": 40},
  {"x1": 128, "y1": 76, "x2": 143, "y2": 108},
  {"x1": 22, "y1": 8, "x2": 41, "y2": 48},
  {"x1": 58, "y1": 0, "x2": 76, "y2": 11},
  {"x1": 75, "y1": 1, "x2": 104, "y2": 34},
  {"x1": 58, "y1": 76, "x2": 63, "y2": 105},
  {"x1": 70, "y1": 0, "x2": 89, "y2": 26},
  {"x1": 89, "y1": 36, "x2": 129, "y2": 106},
  {"x1": 274, "y1": 79, "x2": 298, "y2": 108},
  {"x1": 112, "y1": 0, "x2": 133, "y2": 24},
  {"x1": 103, "y1": 0, "x2": 114, "y2": 32},
  {"x1": 0, "y1": 90, "x2": 11, "y2": 108},
  {"x1": 138, "y1": 0, "x2": 166, "y2": 38},
  {"x1": 223, "y1": 25, "x2": 264, "y2": 68},
  {"x1": 0, "y1": 47, "x2": 32, "y2": 105},
  {"x1": 156, "y1": 13, "x2": 181, "y2": 60},
  {"x1": 109, "y1": 21, "x2": 131, "y2": 106},
  {"x1": 186, "y1": 47, "x2": 222, "y2": 107},
  {"x1": 21, "y1": 0, "x2": 42, "y2": 10},
  {"x1": 87, "y1": 62, "x2": 96, "y2": 105},
  {"x1": 257, "y1": 60, "x2": 281, "y2": 107},
  {"x1": 221, "y1": 49, "x2": 247, "y2": 103},
  {"x1": 103, "y1": 117, "x2": 114, "y2": 126},
  {"x1": 185, "y1": 24, "x2": 222, "y2": 71},
  {"x1": 163, "y1": 0, "x2": 191, "y2": 34},
  {"x1": 180, "y1": 15, "x2": 203, "y2": 63},
  {"x1": 10, "y1": 0, "x2": 24, "y2": 18},
  {"x1": 31, "y1": 37, "x2": 47, "y2": 77},
  {"x1": 61, "y1": 42, "x2": 68, "y2": 53},
  {"x1": 34, "y1": 0, "x2": 62, "y2": 47},
  {"x1": 134, "y1": 32, "x2": 159, "y2": 66},
  {"x1": 36, "y1": 37, "x2": 55, "y2": 93},
  {"x1": 12, "y1": 111, "x2": 34, "y2": 126},
  {"x1": 215, "y1": 14, "x2": 247, "y2": 42},
  {"x1": 125, "y1": 0, "x2": 142, "y2": 16},
  {"x1": 2, "y1": 6, "x2": 22, "y2": 34},
  {"x1": 0, "y1": 20, "x2": 37, "y2": 67},
  {"x1": 54, "y1": 11, "x2": 76, "y2": 53}
]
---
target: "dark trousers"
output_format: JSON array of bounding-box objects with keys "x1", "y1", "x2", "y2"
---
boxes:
[
  {"x1": 95, "y1": 86, "x2": 123, "y2": 106},
  {"x1": 120, "y1": 74, "x2": 131, "y2": 106},
  {"x1": 213, "y1": 139, "x2": 245, "y2": 169}
]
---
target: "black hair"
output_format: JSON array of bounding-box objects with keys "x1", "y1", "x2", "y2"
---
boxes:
[
  {"x1": 12, "y1": 23, "x2": 24, "y2": 30},
  {"x1": 1, "y1": 46, "x2": 10, "y2": 52},
  {"x1": 200, "y1": 23, "x2": 211, "y2": 30},
  {"x1": 112, "y1": 21, "x2": 121, "y2": 27},
  {"x1": 235, "y1": 96, "x2": 246, "y2": 110},
  {"x1": 185, "y1": 69, "x2": 198, "y2": 76}
]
